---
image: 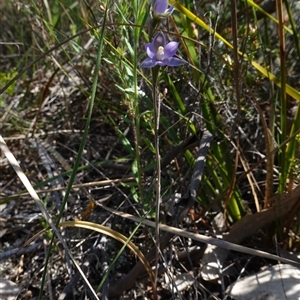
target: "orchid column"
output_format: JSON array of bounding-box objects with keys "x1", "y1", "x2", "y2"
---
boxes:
[{"x1": 140, "y1": 0, "x2": 185, "y2": 284}]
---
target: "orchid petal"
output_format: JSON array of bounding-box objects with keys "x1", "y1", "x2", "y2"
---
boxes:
[
  {"x1": 145, "y1": 43, "x2": 155, "y2": 59},
  {"x1": 153, "y1": 0, "x2": 168, "y2": 14},
  {"x1": 165, "y1": 4, "x2": 175, "y2": 14},
  {"x1": 140, "y1": 58, "x2": 157, "y2": 68},
  {"x1": 153, "y1": 0, "x2": 174, "y2": 18},
  {"x1": 152, "y1": 32, "x2": 166, "y2": 50},
  {"x1": 165, "y1": 57, "x2": 185, "y2": 67},
  {"x1": 156, "y1": 61, "x2": 168, "y2": 66},
  {"x1": 164, "y1": 41, "x2": 179, "y2": 58}
]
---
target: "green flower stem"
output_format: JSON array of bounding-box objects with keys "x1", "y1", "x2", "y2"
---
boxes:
[
  {"x1": 133, "y1": 4, "x2": 144, "y2": 204},
  {"x1": 151, "y1": 65, "x2": 161, "y2": 285},
  {"x1": 149, "y1": 17, "x2": 159, "y2": 40}
]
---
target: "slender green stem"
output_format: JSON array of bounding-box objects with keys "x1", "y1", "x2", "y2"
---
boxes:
[
  {"x1": 151, "y1": 65, "x2": 161, "y2": 284},
  {"x1": 131, "y1": 0, "x2": 151, "y2": 205},
  {"x1": 277, "y1": 0, "x2": 287, "y2": 192},
  {"x1": 133, "y1": 1, "x2": 143, "y2": 204}
]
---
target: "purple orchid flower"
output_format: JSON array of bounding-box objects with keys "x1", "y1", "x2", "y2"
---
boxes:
[
  {"x1": 140, "y1": 32, "x2": 184, "y2": 68},
  {"x1": 153, "y1": 0, "x2": 174, "y2": 18}
]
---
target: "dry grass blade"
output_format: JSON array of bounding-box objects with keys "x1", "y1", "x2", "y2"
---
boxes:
[
  {"x1": 0, "y1": 178, "x2": 135, "y2": 202},
  {"x1": 0, "y1": 135, "x2": 100, "y2": 300},
  {"x1": 250, "y1": 90, "x2": 275, "y2": 208},
  {"x1": 58, "y1": 220, "x2": 157, "y2": 299},
  {"x1": 97, "y1": 202, "x2": 300, "y2": 267},
  {"x1": 238, "y1": 146, "x2": 261, "y2": 213}
]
